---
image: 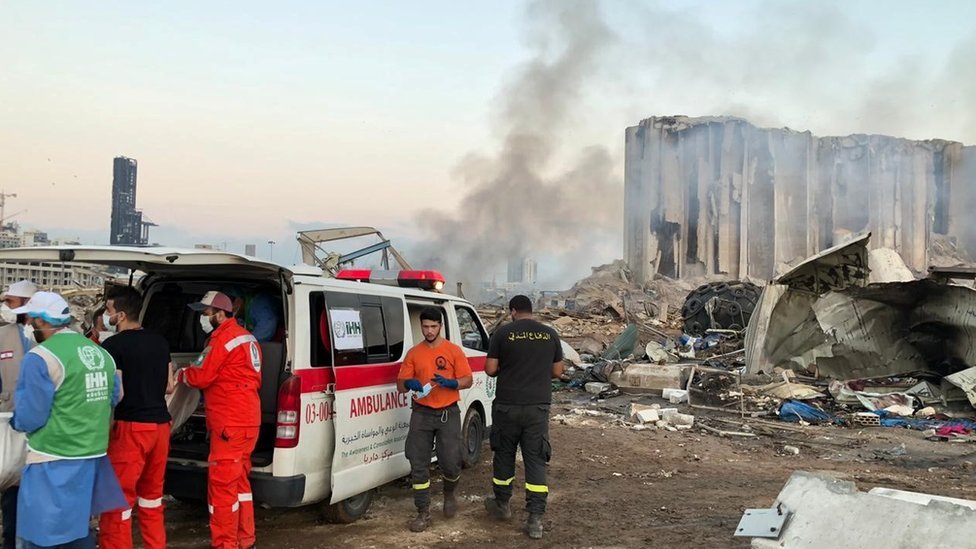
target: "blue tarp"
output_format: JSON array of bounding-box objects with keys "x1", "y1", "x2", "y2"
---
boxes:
[
  {"x1": 873, "y1": 410, "x2": 976, "y2": 431},
  {"x1": 777, "y1": 400, "x2": 839, "y2": 424}
]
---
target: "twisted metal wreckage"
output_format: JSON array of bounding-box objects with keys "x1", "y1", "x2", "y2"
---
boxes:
[{"x1": 745, "y1": 232, "x2": 976, "y2": 409}]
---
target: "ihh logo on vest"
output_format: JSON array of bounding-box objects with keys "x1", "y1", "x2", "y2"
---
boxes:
[
  {"x1": 85, "y1": 371, "x2": 110, "y2": 403},
  {"x1": 78, "y1": 346, "x2": 110, "y2": 402}
]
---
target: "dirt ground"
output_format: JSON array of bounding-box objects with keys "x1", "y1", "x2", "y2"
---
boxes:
[{"x1": 162, "y1": 392, "x2": 976, "y2": 548}]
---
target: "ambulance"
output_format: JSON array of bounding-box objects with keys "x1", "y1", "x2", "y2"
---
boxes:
[{"x1": 0, "y1": 245, "x2": 495, "y2": 522}]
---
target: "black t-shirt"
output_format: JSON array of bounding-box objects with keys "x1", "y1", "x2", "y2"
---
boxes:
[
  {"x1": 102, "y1": 329, "x2": 172, "y2": 423},
  {"x1": 487, "y1": 319, "x2": 563, "y2": 405}
]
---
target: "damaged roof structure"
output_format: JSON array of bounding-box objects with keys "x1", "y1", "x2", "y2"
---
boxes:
[
  {"x1": 624, "y1": 116, "x2": 976, "y2": 283},
  {"x1": 745, "y1": 233, "x2": 976, "y2": 409}
]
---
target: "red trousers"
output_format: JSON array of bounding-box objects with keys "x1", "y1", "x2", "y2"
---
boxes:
[
  {"x1": 209, "y1": 426, "x2": 259, "y2": 549},
  {"x1": 99, "y1": 420, "x2": 171, "y2": 549}
]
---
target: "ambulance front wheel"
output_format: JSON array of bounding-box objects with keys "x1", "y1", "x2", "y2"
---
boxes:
[
  {"x1": 323, "y1": 489, "x2": 375, "y2": 523},
  {"x1": 461, "y1": 407, "x2": 484, "y2": 468}
]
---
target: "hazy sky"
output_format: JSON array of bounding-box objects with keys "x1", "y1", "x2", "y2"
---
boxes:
[{"x1": 3, "y1": 1, "x2": 975, "y2": 280}]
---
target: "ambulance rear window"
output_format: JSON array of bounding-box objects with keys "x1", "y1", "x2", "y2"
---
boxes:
[{"x1": 309, "y1": 291, "x2": 404, "y2": 367}]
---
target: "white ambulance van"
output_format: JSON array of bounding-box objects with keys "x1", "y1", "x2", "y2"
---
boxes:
[{"x1": 0, "y1": 246, "x2": 495, "y2": 522}]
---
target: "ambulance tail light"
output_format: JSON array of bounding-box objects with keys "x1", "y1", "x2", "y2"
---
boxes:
[
  {"x1": 275, "y1": 375, "x2": 302, "y2": 449},
  {"x1": 335, "y1": 269, "x2": 446, "y2": 291}
]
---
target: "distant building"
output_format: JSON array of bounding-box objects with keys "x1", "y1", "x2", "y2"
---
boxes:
[
  {"x1": 245, "y1": 244, "x2": 257, "y2": 256},
  {"x1": 20, "y1": 230, "x2": 49, "y2": 248},
  {"x1": 0, "y1": 261, "x2": 106, "y2": 289},
  {"x1": 507, "y1": 256, "x2": 538, "y2": 284},
  {"x1": 110, "y1": 156, "x2": 156, "y2": 246}
]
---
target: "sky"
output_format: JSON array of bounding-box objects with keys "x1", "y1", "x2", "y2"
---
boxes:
[{"x1": 2, "y1": 1, "x2": 976, "y2": 285}]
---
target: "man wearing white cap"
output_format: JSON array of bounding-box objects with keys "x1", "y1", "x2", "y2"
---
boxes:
[
  {"x1": 0, "y1": 280, "x2": 35, "y2": 549},
  {"x1": 11, "y1": 291, "x2": 126, "y2": 548}
]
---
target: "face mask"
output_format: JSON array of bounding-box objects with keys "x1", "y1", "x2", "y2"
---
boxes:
[
  {"x1": 199, "y1": 314, "x2": 215, "y2": 334},
  {"x1": 22, "y1": 324, "x2": 35, "y2": 345},
  {"x1": 0, "y1": 305, "x2": 15, "y2": 325},
  {"x1": 102, "y1": 312, "x2": 118, "y2": 334}
]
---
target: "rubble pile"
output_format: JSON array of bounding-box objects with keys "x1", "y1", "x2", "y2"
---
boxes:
[
  {"x1": 546, "y1": 234, "x2": 976, "y2": 447},
  {"x1": 548, "y1": 260, "x2": 694, "y2": 321},
  {"x1": 928, "y1": 234, "x2": 974, "y2": 269}
]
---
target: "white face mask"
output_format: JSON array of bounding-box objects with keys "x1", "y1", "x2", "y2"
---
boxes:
[
  {"x1": 21, "y1": 324, "x2": 35, "y2": 345},
  {"x1": 199, "y1": 314, "x2": 215, "y2": 334},
  {"x1": 0, "y1": 305, "x2": 15, "y2": 325},
  {"x1": 102, "y1": 312, "x2": 118, "y2": 334}
]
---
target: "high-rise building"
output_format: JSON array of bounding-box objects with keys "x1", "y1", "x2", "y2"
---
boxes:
[
  {"x1": 110, "y1": 156, "x2": 155, "y2": 246},
  {"x1": 507, "y1": 256, "x2": 538, "y2": 284},
  {"x1": 507, "y1": 257, "x2": 524, "y2": 284}
]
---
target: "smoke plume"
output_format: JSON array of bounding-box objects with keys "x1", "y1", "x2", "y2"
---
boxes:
[{"x1": 413, "y1": 0, "x2": 622, "y2": 293}]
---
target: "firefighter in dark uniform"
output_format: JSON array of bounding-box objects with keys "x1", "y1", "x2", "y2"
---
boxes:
[
  {"x1": 484, "y1": 295, "x2": 564, "y2": 540},
  {"x1": 397, "y1": 307, "x2": 473, "y2": 532}
]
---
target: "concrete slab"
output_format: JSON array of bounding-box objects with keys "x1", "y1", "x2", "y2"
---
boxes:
[
  {"x1": 749, "y1": 472, "x2": 976, "y2": 549},
  {"x1": 609, "y1": 363, "x2": 687, "y2": 394}
]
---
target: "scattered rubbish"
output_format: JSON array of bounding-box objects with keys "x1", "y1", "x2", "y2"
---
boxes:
[
  {"x1": 777, "y1": 401, "x2": 837, "y2": 425},
  {"x1": 782, "y1": 445, "x2": 800, "y2": 456},
  {"x1": 734, "y1": 505, "x2": 790, "y2": 539},
  {"x1": 634, "y1": 409, "x2": 660, "y2": 424},
  {"x1": 681, "y1": 281, "x2": 761, "y2": 336},
  {"x1": 560, "y1": 340, "x2": 582, "y2": 366},
  {"x1": 602, "y1": 324, "x2": 638, "y2": 360},
  {"x1": 852, "y1": 413, "x2": 881, "y2": 427},
  {"x1": 883, "y1": 404, "x2": 914, "y2": 417},
  {"x1": 644, "y1": 341, "x2": 675, "y2": 364},
  {"x1": 662, "y1": 388, "x2": 688, "y2": 404},
  {"x1": 585, "y1": 382, "x2": 613, "y2": 395},
  {"x1": 916, "y1": 406, "x2": 936, "y2": 418}
]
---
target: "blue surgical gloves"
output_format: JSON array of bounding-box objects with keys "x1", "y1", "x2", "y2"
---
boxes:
[
  {"x1": 404, "y1": 378, "x2": 423, "y2": 392},
  {"x1": 433, "y1": 374, "x2": 459, "y2": 389}
]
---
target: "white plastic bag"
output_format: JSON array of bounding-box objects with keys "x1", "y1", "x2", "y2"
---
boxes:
[
  {"x1": 166, "y1": 383, "x2": 202, "y2": 433},
  {"x1": 0, "y1": 412, "x2": 26, "y2": 491}
]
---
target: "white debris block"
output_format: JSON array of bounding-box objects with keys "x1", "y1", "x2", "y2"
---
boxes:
[
  {"x1": 747, "y1": 472, "x2": 976, "y2": 548},
  {"x1": 662, "y1": 388, "x2": 689, "y2": 403},
  {"x1": 635, "y1": 409, "x2": 660, "y2": 424},
  {"x1": 584, "y1": 382, "x2": 612, "y2": 394}
]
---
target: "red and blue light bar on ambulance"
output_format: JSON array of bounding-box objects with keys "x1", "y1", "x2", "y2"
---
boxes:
[{"x1": 335, "y1": 269, "x2": 446, "y2": 292}]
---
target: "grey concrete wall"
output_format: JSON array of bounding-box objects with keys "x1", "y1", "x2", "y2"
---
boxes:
[{"x1": 624, "y1": 116, "x2": 974, "y2": 282}]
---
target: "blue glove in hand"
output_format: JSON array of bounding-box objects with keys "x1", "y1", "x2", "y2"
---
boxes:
[
  {"x1": 404, "y1": 378, "x2": 423, "y2": 392},
  {"x1": 433, "y1": 374, "x2": 459, "y2": 389}
]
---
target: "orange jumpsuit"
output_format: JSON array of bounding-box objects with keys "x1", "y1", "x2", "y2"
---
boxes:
[{"x1": 182, "y1": 319, "x2": 262, "y2": 549}]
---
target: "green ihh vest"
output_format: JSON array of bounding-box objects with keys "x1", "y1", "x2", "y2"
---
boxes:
[{"x1": 28, "y1": 332, "x2": 116, "y2": 459}]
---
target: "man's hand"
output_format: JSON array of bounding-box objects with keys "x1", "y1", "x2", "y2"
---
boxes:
[
  {"x1": 403, "y1": 378, "x2": 423, "y2": 392},
  {"x1": 433, "y1": 374, "x2": 459, "y2": 389}
]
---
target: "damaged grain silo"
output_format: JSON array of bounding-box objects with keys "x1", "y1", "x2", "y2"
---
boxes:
[{"x1": 624, "y1": 116, "x2": 976, "y2": 283}]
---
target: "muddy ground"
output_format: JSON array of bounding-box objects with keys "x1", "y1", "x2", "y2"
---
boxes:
[{"x1": 163, "y1": 392, "x2": 976, "y2": 548}]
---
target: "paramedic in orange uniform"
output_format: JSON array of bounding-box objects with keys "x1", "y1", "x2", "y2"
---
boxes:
[
  {"x1": 178, "y1": 291, "x2": 262, "y2": 549},
  {"x1": 396, "y1": 307, "x2": 472, "y2": 533}
]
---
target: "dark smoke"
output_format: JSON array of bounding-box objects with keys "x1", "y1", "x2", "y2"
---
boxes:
[{"x1": 413, "y1": 0, "x2": 622, "y2": 292}]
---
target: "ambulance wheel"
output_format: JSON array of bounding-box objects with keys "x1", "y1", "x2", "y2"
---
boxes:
[
  {"x1": 324, "y1": 489, "x2": 375, "y2": 524},
  {"x1": 461, "y1": 407, "x2": 484, "y2": 469}
]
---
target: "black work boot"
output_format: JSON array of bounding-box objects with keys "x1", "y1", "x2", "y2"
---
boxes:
[
  {"x1": 443, "y1": 480, "x2": 459, "y2": 519},
  {"x1": 410, "y1": 506, "x2": 432, "y2": 532},
  {"x1": 484, "y1": 497, "x2": 512, "y2": 521},
  {"x1": 527, "y1": 513, "x2": 544, "y2": 539}
]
